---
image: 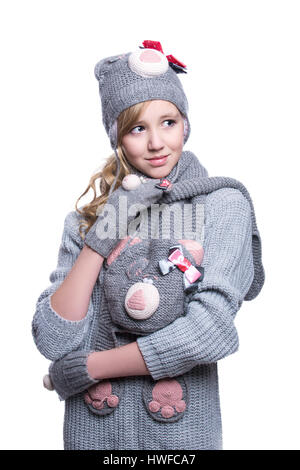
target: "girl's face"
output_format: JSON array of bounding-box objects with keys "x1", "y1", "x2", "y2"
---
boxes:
[{"x1": 121, "y1": 100, "x2": 184, "y2": 179}]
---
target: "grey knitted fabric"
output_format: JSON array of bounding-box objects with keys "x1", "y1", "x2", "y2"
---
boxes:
[
  {"x1": 32, "y1": 150, "x2": 265, "y2": 450},
  {"x1": 94, "y1": 48, "x2": 190, "y2": 149},
  {"x1": 84, "y1": 178, "x2": 165, "y2": 259},
  {"x1": 102, "y1": 235, "x2": 200, "y2": 336},
  {"x1": 48, "y1": 350, "x2": 98, "y2": 401},
  {"x1": 162, "y1": 175, "x2": 264, "y2": 301},
  {"x1": 94, "y1": 42, "x2": 191, "y2": 198}
]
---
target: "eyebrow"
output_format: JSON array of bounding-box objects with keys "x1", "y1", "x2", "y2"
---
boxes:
[
  {"x1": 159, "y1": 112, "x2": 180, "y2": 119},
  {"x1": 134, "y1": 111, "x2": 180, "y2": 125}
]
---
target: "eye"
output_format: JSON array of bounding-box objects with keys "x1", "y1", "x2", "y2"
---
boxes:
[
  {"x1": 129, "y1": 120, "x2": 176, "y2": 134},
  {"x1": 163, "y1": 119, "x2": 176, "y2": 127},
  {"x1": 130, "y1": 125, "x2": 145, "y2": 135}
]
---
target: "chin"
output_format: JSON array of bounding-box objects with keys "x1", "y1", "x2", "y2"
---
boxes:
[
  {"x1": 148, "y1": 169, "x2": 168, "y2": 179},
  {"x1": 150, "y1": 165, "x2": 174, "y2": 178}
]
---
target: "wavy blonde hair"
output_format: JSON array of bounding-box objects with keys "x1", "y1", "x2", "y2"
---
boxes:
[{"x1": 75, "y1": 101, "x2": 151, "y2": 240}]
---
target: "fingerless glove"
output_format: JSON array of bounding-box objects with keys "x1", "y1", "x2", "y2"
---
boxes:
[
  {"x1": 84, "y1": 177, "x2": 166, "y2": 258},
  {"x1": 48, "y1": 350, "x2": 99, "y2": 401}
]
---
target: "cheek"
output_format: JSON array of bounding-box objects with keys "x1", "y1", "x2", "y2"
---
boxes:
[
  {"x1": 122, "y1": 137, "x2": 145, "y2": 163},
  {"x1": 168, "y1": 123, "x2": 184, "y2": 150}
]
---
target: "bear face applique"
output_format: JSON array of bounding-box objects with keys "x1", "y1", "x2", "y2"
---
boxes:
[{"x1": 102, "y1": 236, "x2": 204, "y2": 335}]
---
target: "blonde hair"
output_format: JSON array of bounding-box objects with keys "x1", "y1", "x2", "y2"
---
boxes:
[{"x1": 75, "y1": 101, "x2": 151, "y2": 240}]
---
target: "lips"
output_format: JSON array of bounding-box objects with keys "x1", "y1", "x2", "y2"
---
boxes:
[
  {"x1": 148, "y1": 155, "x2": 168, "y2": 160},
  {"x1": 147, "y1": 155, "x2": 169, "y2": 167}
]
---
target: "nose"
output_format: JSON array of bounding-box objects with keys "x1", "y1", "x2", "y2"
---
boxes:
[{"x1": 147, "y1": 127, "x2": 164, "y2": 151}]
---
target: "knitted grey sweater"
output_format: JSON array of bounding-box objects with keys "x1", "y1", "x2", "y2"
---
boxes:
[{"x1": 32, "y1": 151, "x2": 265, "y2": 450}]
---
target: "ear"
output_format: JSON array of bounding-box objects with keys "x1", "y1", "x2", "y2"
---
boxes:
[
  {"x1": 178, "y1": 239, "x2": 204, "y2": 266},
  {"x1": 94, "y1": 54, "x2": 126, "y2": 85}
]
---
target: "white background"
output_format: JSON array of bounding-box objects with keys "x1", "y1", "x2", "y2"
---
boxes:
[{"x1": 1, "y1": 0, "x2": 299, "y2": 450}]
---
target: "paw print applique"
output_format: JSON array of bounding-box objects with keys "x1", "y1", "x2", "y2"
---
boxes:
[
  {"x1": 84, "y1": 380, "x2": 122, "y2": 416},
  {"x1": 142, "y1": 377, "x2": 189, "y2": 423}
]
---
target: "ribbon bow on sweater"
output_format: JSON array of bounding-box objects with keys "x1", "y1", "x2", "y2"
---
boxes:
[{"x1": 140, "y1": 40, "x2": 187, "y2": 74}]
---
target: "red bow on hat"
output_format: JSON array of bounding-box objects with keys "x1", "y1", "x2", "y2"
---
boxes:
[{"x1": 141, "y1": 40, "x2": 187, "y2": 72}]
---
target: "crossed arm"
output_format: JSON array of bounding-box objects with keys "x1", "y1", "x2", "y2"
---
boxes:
[
  {"x1": 49, "y1": 243, "x2": 150, "y2": 380},
  {"x1": 33, "y1": 190, "x2": 255, "y2": 400}
]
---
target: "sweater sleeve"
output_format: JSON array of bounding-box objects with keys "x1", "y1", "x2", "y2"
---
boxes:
[
  {"x1": 137, "y1": 188, "x2": 255, "y2": 380},
  {"x1": 31, "y1": 211, "x2": 94, "y2": 361}
]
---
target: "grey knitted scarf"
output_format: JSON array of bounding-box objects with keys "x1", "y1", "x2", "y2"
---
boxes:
[
  {"x1": 124, "y1": 150, "x2": 264, "y2": 300},
  {"x1": 102, "y1": 150, "x2": 264, "y2": 342}
]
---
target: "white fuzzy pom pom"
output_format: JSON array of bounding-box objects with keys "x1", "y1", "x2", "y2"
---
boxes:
[
  {"x1": 43, "y1": 374, "x2": 54, "y2": 391},
  {"x1": 122, "y1": 174, "x2": 142, "y2": 191}
]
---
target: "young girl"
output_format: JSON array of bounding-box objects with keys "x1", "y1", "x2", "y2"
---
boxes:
[{"x1": 32, "y1": 40, "x2": 265, "y2": 450}]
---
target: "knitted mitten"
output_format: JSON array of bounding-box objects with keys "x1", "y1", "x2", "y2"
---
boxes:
[
  {"x1": 48, "y1": 350, "x2": 99, "y2": 401},
  {"x1": 84, "y1": 176, "x2": 167, "y2": 258}
]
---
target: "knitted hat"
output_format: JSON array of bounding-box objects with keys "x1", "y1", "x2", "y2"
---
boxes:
[
  {"x1": 94, "y1": 40, "x2": 190, "y2": 149},
  {"x1": 94, "y1": 40, "x2": 191, "y2": 193}
]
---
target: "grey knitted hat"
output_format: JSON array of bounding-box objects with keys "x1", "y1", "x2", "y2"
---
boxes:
[
  {"x1": 94, "y1": 40, "x2": 191, "y2": 149},
  {"x1": 94, "y1": 41, "x2": 191, "y2": 193}
]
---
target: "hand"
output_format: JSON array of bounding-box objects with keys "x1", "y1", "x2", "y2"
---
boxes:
[
  {"x1": 84, "y1": 175, "x2": 167, "y2": 258},
  {"x1": 45, "y1": 350, "x2": 99, "y2": 401}
]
